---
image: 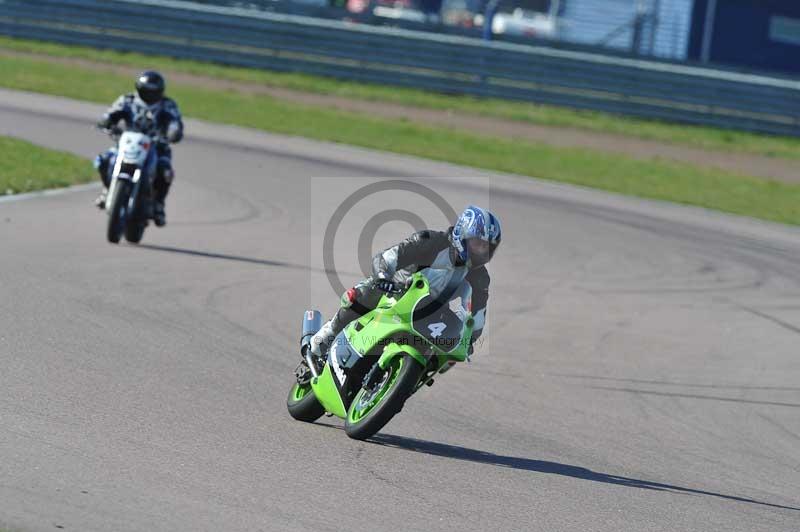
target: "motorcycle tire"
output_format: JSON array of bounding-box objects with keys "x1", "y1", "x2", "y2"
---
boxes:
[
  {"x1": 125, "y1": 222, "x2": 146, "y2": 244},
  {"x1": 287, "y1": 382, "x2": 325, "y2": 423},
  {"x1": 106, "y1": 180, "x2": 131, "y2": 244},
  {"x1": 344, "y1": 354, "x2": 423, "y2": 441}
]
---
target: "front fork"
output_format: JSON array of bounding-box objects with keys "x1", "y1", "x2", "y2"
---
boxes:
[
  {"x1": 362, "y1": 362, "x2": 385, "y2": 391},
  {"x1": 106, "y1": 175, "x2": 119, "y2": 213},
  {"x1": 373, "y1": 344, "x2": 449, "y2": 394}
]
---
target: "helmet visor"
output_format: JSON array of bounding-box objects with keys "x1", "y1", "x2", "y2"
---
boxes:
[
  {"x1": 137, "y1": 86, "x2": 163, "y2": 105},
  {"x1": 466, "y1": 238, "x2": 496, "y2": 266}
]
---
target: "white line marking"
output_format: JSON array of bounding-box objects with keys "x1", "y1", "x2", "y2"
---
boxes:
[{"x1": 0, "y1": 182, "x2": 100, "y2": 205}]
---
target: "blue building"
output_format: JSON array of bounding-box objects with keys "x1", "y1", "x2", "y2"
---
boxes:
[
  {"x1": 688, "y1": 0, "x2": 800, "y2": 75},
  {"x1": 553, "y1": 0, "x2": 800, "y2": 74}
]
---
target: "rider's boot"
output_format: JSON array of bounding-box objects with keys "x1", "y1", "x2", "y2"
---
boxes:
[
  {"x1": 153, "y1": 171, "x2": 171, "y2": 227},
  {"x1": 94, "y1": 152, "x2": 112, "y2": 210},
  {"x1": 308, "y1": 298, "x2": 368, "y2": 360},
  {"x1": 153, "y1": 200, "x2": 167, "y2": 227},
  {"x1": 95, "y1": 187, "x2": 108, "y2": 210},
  {"x1": 309, "y1": 319, "x2": 337, "y2": 360}
]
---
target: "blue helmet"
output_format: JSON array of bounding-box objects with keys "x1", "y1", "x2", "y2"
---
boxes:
[{"x1": 450, "y1": 205, "x2": 502, "y2": 267}]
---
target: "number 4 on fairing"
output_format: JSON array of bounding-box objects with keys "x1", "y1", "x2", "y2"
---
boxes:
[{"x1": 427, "y1": 322, "x2": 447, "y2": 338}]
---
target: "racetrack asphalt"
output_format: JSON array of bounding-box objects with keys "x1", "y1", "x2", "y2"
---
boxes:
[{"x1": 1, "y1": 88, "x2": 799, "y2": 532}]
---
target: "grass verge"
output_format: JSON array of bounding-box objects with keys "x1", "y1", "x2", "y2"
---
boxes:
[
  {"x1": 0, "y1": 136, "x2": 94, "y2": 195},
  {"x1": 1, "y1": 36, "x2": 799, "y2": 160},
  {"x1": 2, "y1": 51, "x2": 800, "y2": 225}
]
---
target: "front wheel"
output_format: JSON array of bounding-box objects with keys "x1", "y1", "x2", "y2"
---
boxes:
[
  {"x1": 287, "y1": 382, "x2": 325, "y2": 423},
  {"x1": 125, "y1": 222, "x2": 146, "y2": 244},
  {"x1": 106, "y1": 180, "x2": 131, "y2": 244},
  {"x1": 345, "y1": 354, "x2": 423, "y2": 441}
]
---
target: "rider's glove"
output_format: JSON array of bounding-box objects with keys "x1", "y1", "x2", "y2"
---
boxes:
[
  {"x1": 374, "y1": 272, "x2": 398, "y2": 293},
  {"x1": 375, "y1": 279, "x2": 398, "y2": 293},
  {"x1": 97, "y1": 114, "x2": 112, "y2": 129},
  {"x1": 166, "y1": 121, "x2": 183, "y2": 143}
]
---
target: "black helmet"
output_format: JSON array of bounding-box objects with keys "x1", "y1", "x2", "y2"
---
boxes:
[{"x1": 135, "y1": 71, "x2": 165, "y2": 105}]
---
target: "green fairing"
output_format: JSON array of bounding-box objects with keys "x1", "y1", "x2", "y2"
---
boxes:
[
  {"x1": 300, "y1": 272, "x2": 474, "y2": 423},
  {"x1": 310, "y1": 365, "x2": 347, "y2": 418},
  {"x1": 346, "y1": 276, "x2": 473, "y2": 368},
  {"x1": 378, "y1": 342, "x2": 425, "y2": 370}
]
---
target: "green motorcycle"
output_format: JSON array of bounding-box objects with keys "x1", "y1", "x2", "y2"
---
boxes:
[{"x1": 287, "y1": 272, "x2": 474, "y2": 440}]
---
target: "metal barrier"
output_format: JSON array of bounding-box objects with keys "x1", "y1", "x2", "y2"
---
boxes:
[{"x1": 1, "y1": 0, "x2": 799, "y2": 136}]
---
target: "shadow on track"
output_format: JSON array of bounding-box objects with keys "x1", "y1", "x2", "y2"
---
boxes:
[
  {"x1": 134, "y1": 243, "x2": 360, "y2": 276},
  {"x1": 137, "y1": 243, "x2": 300, "y2": 269},
  {"x1": 553, "y1": 373, "x2": 800, "y2": 392},
  {"x1": 368, "y1": 433, "x2": 800, "y2": 512},
  {"x1": 589, "y1": 386, "x2": 800, "y2": 408}
]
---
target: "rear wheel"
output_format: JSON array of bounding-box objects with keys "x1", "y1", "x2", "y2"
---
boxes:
[
  {"x1": 287, "y1": 382, "x2": 325, "y2": 423},
  {"x1": 106, "y1": 181, "x2": 131, "y2": 244},
  {"x1": 344, "y1": 354, "x2": 423, "y2": 441}
]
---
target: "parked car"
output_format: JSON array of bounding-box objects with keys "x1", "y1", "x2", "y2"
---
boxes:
[
  {"x1": 492, "y1": 7, "x2": 556, "y2": 38},
  {"x1": 441, "y1": 0, "x2": 477, "y2": 28},
  {"x1": 478, "y1": 0, "x2": 560, "y2": 39},
  {"x1": 366, "y1": 0, "x2": 442, "y2": 23}
]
